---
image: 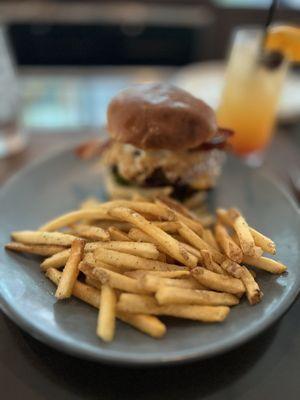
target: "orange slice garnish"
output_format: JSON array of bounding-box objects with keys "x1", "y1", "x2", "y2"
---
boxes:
[{"x1": 265, "y1": 25, "x2": 300, "y2": 62}]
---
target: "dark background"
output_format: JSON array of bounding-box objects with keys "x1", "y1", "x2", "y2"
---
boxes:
[{"x1": 2, "y1": 0, "x2": 300, "y2": 66}]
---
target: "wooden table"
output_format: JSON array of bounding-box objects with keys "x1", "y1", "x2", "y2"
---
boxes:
[{"x1": 1, "y1": 106, "x2": 300, "y2": 399}]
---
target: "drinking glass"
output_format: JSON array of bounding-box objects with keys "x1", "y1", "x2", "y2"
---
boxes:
[
  {"x1": 217, "y1": 27, "x2": 289, "y2": 165},
  {"x1": 0, "y1": 26, "x2": 26, "y2": 158}
]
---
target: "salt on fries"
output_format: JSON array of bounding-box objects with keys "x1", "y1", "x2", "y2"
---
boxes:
[{"x1": 6, "y1": 198, "x2": 287, "y2": 342}]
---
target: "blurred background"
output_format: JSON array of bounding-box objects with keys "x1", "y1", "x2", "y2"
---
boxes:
[{"x1": 1, "y1": 0, "x2": 300, "y2": 186}]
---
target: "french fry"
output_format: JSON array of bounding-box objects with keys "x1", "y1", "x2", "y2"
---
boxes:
[
  {"x1": 156, "y1": 286, "x2": 239, "y2": 306},
  {"x1": 155, "y1": 198, "x2": 204, "y2": 235},
  {"x1": 85, "y1": 276, "x2": 102, "y2": 290},
  {"x1": 128, "y1": 227, "x2": 201, "y2": 260},
  {"x1": 41, "y1": 249, "x2": 70, "y2": 270},
  {"x1": 11, "y1": 230, "x2": 77, "y2": 246},
  {"x1": 202, "y1": 229, "x2": 220, "y2": 251},
  {"x1": 70, "y1": 224, "x2": 110, "y2": 241},
  {"x1": 39, "y1": 209, "x2": 114, "y2": 232},
  {"x1": 228, "y1": 208, "x2": 256, "y2": 256},
  {"x1": 80, "y1": 262, "x2": 149, "y2": 294},
  {"x1": 103, "y1": 200, "x2": 175, "y2": 221},
  {"x1": 55, "y1": 239, "x2": 85, "y2": 299},
  {"x1": 152, "y1": 221, "x2": 180, "y2": 233},
  {"x1": 138, "y1": 274, "x2": 205, "y2": 292},
  {"x1": 108, "y1": 226, "x2": 131, "y2": 241},
  {"x1": 5, "y1": 242, "x2": 66, "y2": 256},
  {"x1": 222, "y1": 259, "x2": 263, "y2": 305},
  {"x1": 131, "y1": 193, "x2": 148, "y2": 202},
  {"x1": 178, "y1": 222, "x2": 225, "y2": 264},
  {"x1": 192, "y1": 267, "x2": 245, "y2": 296},
  {"x1": 183, "y1": 191, "x2": 207, "y2": 209},
  {"x1": 80, "y1": 197, "x2": 102, "y2": 209},
  {"x1": 216, "y1": 208, "x2": 232, "y2": 225},
  {"x1": 125, "y1": 270, "x2": 191, "y2": 279},
  {"x1": 108, "y1": 207, "x2": 197, "y2": 268},
  {"x1": 94, "y1": 247, "x2": 187, "y2": 272},
  {"x1": 250, "y1": 228, "x2": 276, "y2": 255},
  {"x1": 231, "y1": 233, "x2": 263, "y2": 258},
  {"x1": 46, "y1": 268, "x2": 101, "y2": 307},
  {"x1": 83, "y1": 252, "x2": 122, "y2": 273},
  {"x1": 97, "y1": 241, "x2": 159, "y2": 260},
  {"x1": 201, "y1": 249, "x2": 225, "y2": 275},
  {"x1": 117, "y1": 293, "x2": 230, "y2": 322},
  {"x1": 197, "y1": 214, "x2": 215, "y2": 228},
  {"x1": 157, "y1": 252, "x2": 167, "y2": 262},
  {"x1": 215, "y1": 224, "x2": 243, "y2": 263},
  {"x1": 243, "y1": 255, "x2": 287, "y2": 274},
  {"x1": 46, "y1": 268, "x2": 166, "y2": 338},
  {"x1": 217, "y1": 208, "x2": 276, "y2": 255},
  {"x1": 97, "y1": 285, "x2": 117, "y2": 342}
]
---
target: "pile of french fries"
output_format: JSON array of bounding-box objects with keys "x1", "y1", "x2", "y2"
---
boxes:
[{"x1": 5, "y1": 195, "x2": 287, "y2": 342}]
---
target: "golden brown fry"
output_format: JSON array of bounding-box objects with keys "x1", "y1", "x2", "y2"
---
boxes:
[
  {"x1": 217, "y1": 208, "x2": 276, "y2": 255},
  {"x1": 80, "y1": 262, "x2": 149, "y2": 294},
  {"x1": 222, "y1": 259, "x2": 263, "y2": 305},
  {"x1": 155, "y1": 286, "x2": 239, "y2": 306},
  {"x1": 118, "y1": 313, "x2": 166, "y2": 338},
  {"x1": 152, "y1": 221, "x2": 180, "y2": 233},
  {"x1": 94, "y1": 247, "x2": 187, "y2": 272},
  {"x1": 70, "y1": 224, "x2": 110, "y2": 241},
  {"x1": 117, "y1": 293, "x2": 230, "y2": 322},
  {"x1": 97, "y1": 285, "x2": 117, "y2": 342},
  {"x1": 104, "y1": 200, "x2": 175, "y2": 221},
  {"x1": 41, "y1": 249, "x2": 70, "y2": 270},
  {"x1": 55, "y1": 239, "x2": 85, "y2": 299},
  {"x1": 5, "y1": 242, "x2": 66, "y2": 256},
  {"x1": 85, "y1": 276, "x2": 102, "y2": 290},
  {"x1": 250, "y1": 228, "x2": 276, "y2": 255},
  {"x1": 108, "y1": 207, "x2": 197, "y2": 268},
  {"x1": 108, "y1": 226, "x2": 131, "y2": 241},
  {"x1": 46, "y1": 268, "x2": 101, "y2": 307},
  {"x1": 97, "y1": 241, "x2": 159, "y2": 260},
  {"x1": 231, "y1": 232, "x2": 263, "y2": 257},
  {"x1": 200, "y1": 249, "x2": 225, "y2": 275},
  {"x1": 83, "y1": 252, "x2": 122, "y2": 273},
  {"x1": 125, "y1": 270, "x2": 190, "y2": 279},
  {"x1": 243, "y1": 255, "x2": 287, "y2": 274},
  {"x1": 202, "y1": 229, "x2": 220, "y2": 251},
  {"x1": 39, "y1": 209, "x2": 115, "y2": 232},
  {"x1": 46, "y1": 268, "x2": 166, "y2": 338},
  {"x1": 183, "y1": 191, "x2": 207, "y2": 209},
  {"x1": 192, "y1": 266, "x2": 245, "y2": 296},
  {"x1": 155, "y1": 198, "x2": 204, "y2": 235},
  {"x1": 11, "y1": 230, "x2": 77, "y2": 247},
  {"x1": 197, "y1": 214, "x2": 215, "y2": 228},
  {"x1": 128, "y1": 227, "x2": 201, "y2": 260},
  {"x1": 178, "y1": 222, "x2": 225, "y2": 264},
  {"x1": 80, "y1": 197, "x2": 102, "y2": 209},
  {"x1": 229, "y1": 209, "x2": 256, "y2": 256},
  {"x1": 138, "y1": 274, "x2": 205, "y2": 293},
  {"x1": 215, "y1": 224, "x2": 243, "y2": 263}
]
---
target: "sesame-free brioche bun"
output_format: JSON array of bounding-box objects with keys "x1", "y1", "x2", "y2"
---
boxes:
[{"x1": 107, "y1": 83, "x2": 218, "y2": 151}]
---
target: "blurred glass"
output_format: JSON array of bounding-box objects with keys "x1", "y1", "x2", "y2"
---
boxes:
[
  {"x1": 217, "y1": 27, "x2": 288, "y2": 164},
  {"x1": 0, "y1": 26, "x2": 26, "y2": 159}
]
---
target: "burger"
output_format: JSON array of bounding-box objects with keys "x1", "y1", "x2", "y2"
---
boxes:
[{"x1": 86, "y1": 83, "x2": 232, "y2": 201}]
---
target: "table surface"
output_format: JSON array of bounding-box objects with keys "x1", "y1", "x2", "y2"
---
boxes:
[{"x1": 1, "y1": 73, "x2": 300, "y2": 399}]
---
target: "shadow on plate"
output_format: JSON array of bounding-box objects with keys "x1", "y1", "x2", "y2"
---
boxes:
[{"x1": 3, "y1": 314, "x2": 280, "y2": 400}]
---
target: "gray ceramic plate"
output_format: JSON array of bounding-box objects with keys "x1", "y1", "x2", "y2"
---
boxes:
[{"x1": 0, "y1": 145, "x2": 300, "y2": 366}]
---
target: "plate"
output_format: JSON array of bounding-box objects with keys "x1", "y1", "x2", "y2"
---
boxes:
[
  {"x1": 0, "y1": 144, "x2": 300, "y2": 366},
  {"x1": 171, "y1": 61, "x2": 300, "y2": 122}
]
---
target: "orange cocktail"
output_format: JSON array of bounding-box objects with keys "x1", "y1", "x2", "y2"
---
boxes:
[
  {"x1": 217, "y1": 28, "x2": 288, "y2": 156},
  {"x1": 217, "y1": 26, "x2": 300, "y2": 155}
]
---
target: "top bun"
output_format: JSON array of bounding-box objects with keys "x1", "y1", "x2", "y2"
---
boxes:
[{"x1": 107, "y1": 83, "x2": 217, "y2": 151}]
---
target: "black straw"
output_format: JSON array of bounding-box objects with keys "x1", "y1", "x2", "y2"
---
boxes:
[{"x1": 264, "y1": 0, "x2": 279, "y2": 30}]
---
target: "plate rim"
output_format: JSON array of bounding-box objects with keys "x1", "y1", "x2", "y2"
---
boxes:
[{"x1": 1, "y1": 144, "x2": 300, "y2": 366}]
